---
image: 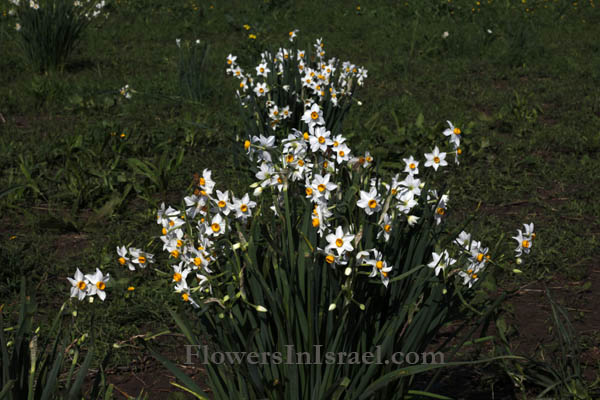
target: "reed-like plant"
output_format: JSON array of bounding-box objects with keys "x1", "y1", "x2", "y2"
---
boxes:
[
  {"x1": 176, "y1": 38, "x2": 210, "y2": 101},
  {"x1": 103, "y1": 33, "x2": 534, "y2": 399},
  {"x1": 0, "y1": 278, "x2": 101, "y2": 399},
  {"x1": 8, "y1": 0, "x2": 107, "y2": 72}
]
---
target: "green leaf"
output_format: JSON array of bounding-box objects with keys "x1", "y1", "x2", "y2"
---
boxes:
[{"x1": 146, "y1": 347, "x2": 209, "y2": 399}]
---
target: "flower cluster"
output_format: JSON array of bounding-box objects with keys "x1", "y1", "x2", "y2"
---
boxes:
[
  {"x1": 70, "y1": 33, "x2": 535, "y2": 311},
  {"x1": 7, "y1": 0, "x2": 108, "y2": 29},
  {"x1": 226, "y1": 33, "x2": 367, "y2": 134},
  {"x1": 119, "y1": 84, "x2": 132, "y2": 99},
  {"x1": 67, "y1": 268, "x2": 110, "y2": 301}
]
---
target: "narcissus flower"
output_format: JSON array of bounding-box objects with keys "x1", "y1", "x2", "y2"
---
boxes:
[
  {"x1": 424, "y1": 146, "x2": 448, "y2": 171},
  {"x1": 357, "y1": 188, "x2": 382, "y2": 215},
  {"x1": 85, "y1": 268, "x2": 110, "y2": 301},
  {"x1": 67, "y1": 268, "x2": 89, "y2": 301},
  {"x1": 325, "y1": 226, "x2": 355, "y2": 256},
  {"x1": 427, "y1": 250, "x2": 456, "y2": 276}
]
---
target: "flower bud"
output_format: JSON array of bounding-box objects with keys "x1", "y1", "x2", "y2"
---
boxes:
[
  {"x1": 328, "y1": 303, "x2": 336, "y2": 311},
  {"x1": 344, "y1": 267, "x2": 352, "y2": 276},
  {"x1": 515, "y1": 258, "x2": 523, "y2": 265},
  {"x1": 253, "y1": 186, "x2": 263, "y2": 197},
  {"x1": 256, "y1": 305, "x2": 268, "y2": 312},
  {"x1": 513, "y1": 268, "x2": 522, "y2": 274}
]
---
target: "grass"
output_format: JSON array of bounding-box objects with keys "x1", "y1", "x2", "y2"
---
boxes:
[{"x1": 1, "y1": 0, "x2": 599, "y2": 397}]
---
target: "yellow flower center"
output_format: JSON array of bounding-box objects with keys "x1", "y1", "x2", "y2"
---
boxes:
[
  {"x1": 434, "y1": 156, "x2": 440, "y2": 164},
  {"x1": 376, "y1": 261, "x2": 384, "y2": 270},
  {"x1": 127, "y1": 286, "x2": 135, "y2": 291},
  {"x1": 298, "y1": 159, "x2": 305, "y2": 166},
  {"x1": 339, "y1": 150, "x2": 345, "y2": 157},
  {"x1": 182, "y1": 293, "x2": 189, "y2": 302},
  {"x1": 368, "y1": 199, "x2": 377, "y2": 209},
  {"x1": 436, "y1": 207, "x2": 445, "y2": 215},
  {"x1": 467, "y1": 269, "x2": 473, "y2": 274},
  {"x1": 173, "y1": 272, "x2": 182, "y2": 282},
  {"x1": 453, "y1": 127, "x2": 461, "y2": 135},
  {"x1": 384, "y1": 224, "x2": 391, "y2": 232},
  {"x1": 171, "y1": 250, "x2": 180, "y2": 258},
  {"x1": 303, "y1": 132, "x2": 309, "y2": 140},
  {"x1": 96, "y1": 281, "x2": 105, "y2": 291},
  {"x1": 194, "y1": 257, "x2": 202, "y2": 266},
  {"x1": 240, "y1": 82, "x2": 245, "y2": 88},
  {"x1": 240, "y1": 204, "x2": 248, "y2": 212},
  {"x1": 162, "y1": 227, "x2": 167, "y2": 235},
  {"x1": 318, "y1": 184, "x2": 326, "y2": 192},
  {"x1": 260, "y1": 67, "x2": 264, "y2": 73},
  {"x1": 286, "y1": 154, "x2": 294, "y2": 163},
  {"x1": 335, "y1": 238, "x2": 344, "y2": 247},
  {"x1": 472, "y1": 274, "x2": 478, "y2": 279},
  {"x1": 311, "y1": 111, "x2": 319, "y2": 120},
  {"x1": 358, "y1": 156, "x2": 365, "y2": 164},
  {"x1": 211, "y1": 223, "x2": 220, "y2": 233},
  {"x1": 227, "y1": 59, "x2": 232, "y2": 65},
  {"x1": 325, "y1": 254, "x2": 335, "y2": 264},
  {"x1": 306, "y1": 187, "x2": 313, "y2": 196},
  {"x1": 457, "y1": 148, "x2": 462, "y2": 155},
  {"x1": 77, "y1": 281, "x2": 86, "y2": 291},
  {"x1": 382, "y1": 271, "x2": 388, "y2": 278},
  {"x1": 531, "y1": 233, "x2": 536, "y2": 239},
  {"x1": 138, "y1": 256, "x2": 146, "y2": 264},
  {"x1": 176, "y1": 240, "x2": 183, "y2": 247},
  {"x1": 312, "y1": 218, "x2": 319, "y2": 227},
  {"x1": 323, "y1": 161, "x2": 328, "y2": 168},
  {"x1": 409, "y1": 163, "x2": 416, "y2": 169},
  {"x1": 333, "y1": 141, "x2": 339, "y2": 147},
  {"x1": 476, "y1": 253, "x2": 484, "y2": 262},
  {"x1": 199, "y1": 177, "x2": 206, "y2": 186},
  {"x1": 273, "y1": 110, "x2": 279, "y2": 116},
  {"x1": 366, "y1": 156, "x2": 373, "y2": 162},
  {"x1": 118, "y1": 257, "x2": 126, "y2": 265},
  {"x1": 259, "y1": 88, "x2": 264, "y2": 93},
  {"x1": 522, "y1": 240, "x2": 530, "y2": 248},
  {"x1": 169, "y1": 220, "x2": 175, "y2": 227},
  {"x1": 218, "y1": 200, "x2": 226, "y2": 208}
]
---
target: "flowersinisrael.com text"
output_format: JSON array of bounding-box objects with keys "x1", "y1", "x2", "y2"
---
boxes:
[{"x1": 185, "y1": 345, "x2": 444, "y2": 366}]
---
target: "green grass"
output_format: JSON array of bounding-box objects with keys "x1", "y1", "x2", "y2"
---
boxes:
[{"x1": 1, "y1": 0, "x2": 599, "y2": 397}]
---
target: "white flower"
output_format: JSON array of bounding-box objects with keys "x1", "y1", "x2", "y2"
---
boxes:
[
  {"x1": 206, "y1": 214, "x2": 226, "y2": 237},
  {"x1": 255, "y1": 62, "x2": 270, "y2": 77},
  {"x1": 424, "y1": 146, "x2": 448, "y2": 171},
  {"x1": 232, "y1": 193, "x2": 256, "y2": 220},
  {"x1": 85, "y1": 268, "x2": 110, "y2": 301},
  {"x1": 377, "y1": 213, "x2": 393, "y2": 242},
  {"x1": 67, "y1": 268, "x2": 89, "y2": 301},
  {"x1": 366, "y1": 250, "x2": 393, "y2": 287},
  {"x1": 357, "y1": 188, "x2": 382, "y2": 215},
  {"x1": 442, "y1": 121, "x2": 461, "y2": 148},
  {"x1": 325, "y1": 226, "x2": 355, "y2": 256},
  {"x1": 403, "y1": 155, "x2": 419, "y2": 175},
  {"x1": 116, "y1": 245, "x2": 134, "y2": 271},
  {"x1": 301, "y1": 103, "x2": 325, "y2": 127},
  {"x1": 308, "y1": 125, "x2": 332, "y2": 153},
  {"x1": 427, "y1": 250, "x2": 456, "y2": 276},
  {"x1": 254, "y1": 82, "x2": 268, "y2": 97},
  {"x1": 407, "y1": 215, "x2": 420, "y2": 227},
  {"x1": 442, "y1": 31, "x2": 449, "y2": 39},
  {"x1": 310, "y1": 173, "x2": 337, "y2": 201}
]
